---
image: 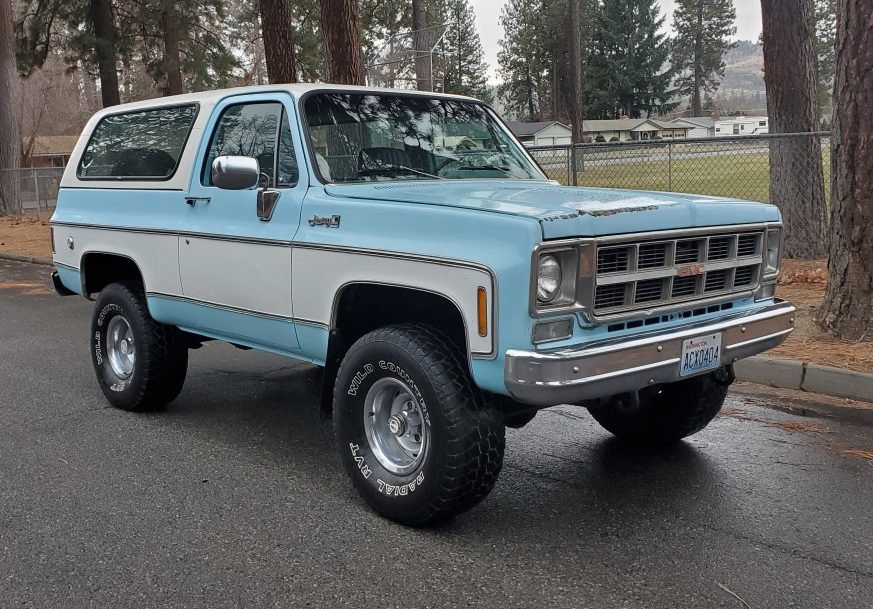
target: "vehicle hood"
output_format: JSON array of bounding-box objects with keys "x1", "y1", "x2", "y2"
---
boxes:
[{"x1": 324, "y1": 180, "x2": 780, "y2": 239}]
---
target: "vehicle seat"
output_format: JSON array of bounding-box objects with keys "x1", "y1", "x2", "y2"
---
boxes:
[
  {"x1": 110, "y1": 148, "x2": 176, "y2": 178},
  {"x1": 358, "y1": 147, "x2": 412, "y2": 171}
]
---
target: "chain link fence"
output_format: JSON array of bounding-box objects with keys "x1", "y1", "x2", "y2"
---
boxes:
[
  {"x1": 0, "y1": 167, "x2": 65, "y2": 215},
  {"x1": 528, "y1": 132, "x2": 831, "y2": 205}
]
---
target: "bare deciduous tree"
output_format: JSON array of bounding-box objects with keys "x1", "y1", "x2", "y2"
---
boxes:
[
  {"x1": 817, "y1": 0, "x2": 873, "y2": 339},
  {"x1": 760, "y1": 0, "x2": 828, "y2": 259}
]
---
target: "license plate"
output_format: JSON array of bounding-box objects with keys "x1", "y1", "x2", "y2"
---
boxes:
[{"x1": 680, "y1": 333, "x2": 723, "y2": 377}]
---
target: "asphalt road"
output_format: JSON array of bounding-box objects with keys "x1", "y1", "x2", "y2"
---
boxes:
[{"x1": 2, "y1": 259, "x2": 873, "y2": 609}]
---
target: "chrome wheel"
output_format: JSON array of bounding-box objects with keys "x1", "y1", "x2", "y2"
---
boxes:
[
  {"x1": 363, "y1": 377, "x2": 429, "y2": 475},
  {"x1": 106, "y1": 315, "x2": 135, "y2": 379}
]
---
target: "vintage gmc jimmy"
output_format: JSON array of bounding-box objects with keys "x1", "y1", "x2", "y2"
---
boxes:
[{"x1": 50, "y1": 84, "x2": 795, "y2": 525}]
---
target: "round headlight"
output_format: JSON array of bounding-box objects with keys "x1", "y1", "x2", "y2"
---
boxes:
[{"x1": 537, "y1": 254, "x2": 562, "y2": 302}]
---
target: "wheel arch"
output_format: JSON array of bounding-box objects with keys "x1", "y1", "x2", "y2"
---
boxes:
[
  {"x1": 80, "y1": 251, "x2": 146, "y2": 299},
  {"x1": 319, "y1": 281, "x2": 473, "y2": 416}
]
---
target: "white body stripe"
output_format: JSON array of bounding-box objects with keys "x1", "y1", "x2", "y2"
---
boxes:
[
  {"x1": 180, "y1": 237, "x2": 292, "y2": 318},
  {"x1": 292, "y1": 247, "x2": 494, "y2": 355},
  {"x1": 53, "y1": 225, "x2": 181, "y2": 295}
]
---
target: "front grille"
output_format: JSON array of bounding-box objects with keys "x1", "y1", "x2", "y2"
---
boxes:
[
  {"x1": 597, "y1": 246, "x2": 631, "y2": 274},
  {"x1": 734, "y1": 265, "x2": 757, "y2": 286},
  {"x1": 593, "y1": 229, "x2": 764, "y2": 316},
  {"x1": 595, "y1": 284, "x2": 628, "y2": 309},
  {"x1": 637, "y1": 243, "x2": 668, "y2": 269},
  {"x1": 704, "y1": 269, "x2": 729, "y2": 292},
  {"x1": 737, "y1": 234, "x2": 760, "y2": 257},
  {"x1": 635, "y1": 278, "x2": 665, "y2": 302}
]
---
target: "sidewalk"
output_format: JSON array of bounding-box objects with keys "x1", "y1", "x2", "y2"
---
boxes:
[{"x1": 1, "y1": 214, "x2": 871, "y2": 404}]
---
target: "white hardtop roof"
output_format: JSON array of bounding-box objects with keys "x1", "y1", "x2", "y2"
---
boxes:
[{"x1": 89, "y1": 83, "x2": 480, "y2": 118}]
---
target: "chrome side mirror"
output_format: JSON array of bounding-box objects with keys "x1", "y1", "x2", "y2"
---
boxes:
[{"x1": 212, "y1": 156, "x2": 260, "y2": 190}]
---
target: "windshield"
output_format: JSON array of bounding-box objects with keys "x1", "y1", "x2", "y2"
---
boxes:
[{"x1": 303, "y1": 92, "x2": 544, "y2": 183}]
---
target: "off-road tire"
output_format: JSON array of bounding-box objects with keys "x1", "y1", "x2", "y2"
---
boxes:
[
  {"x1": 587, "y1": 370, "x2": 730, "y2": 445},
  {"x1": 91, "y1": 281, "x2": 188, "y2": 411},
  {"x1": 333, "y1": 323, "x2": 505, "y2": 526}
]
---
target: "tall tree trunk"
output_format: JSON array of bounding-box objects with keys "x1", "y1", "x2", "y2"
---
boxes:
[
  {"x1": 817, "y1": 0, "x2": 873, "y2": 339},
  {"x1": 321, "y1": 0, "x2": 364, "y2": 85},
  {"x1": 551, "y1": 53, "x2": 560, "y2": 121},
  {"x1": 568, "y1": 0, "x2": 584, "y2": 144},
  {"x1": 692, "y1": 1, "x2": 703, "y2": 116},
  {"x1": 160, "y1": 1, "x2": 184, "y2": 95},
  {"x1": 259, "y1": 0, "x2": 298, "y2": 83},
  {"x1": 526, "y1": 65, "x2": 534, "y2": 120},
  {"x1": 88, "y1": 0, "x2": 120, "y2": 107},
  {"x1": 412, "y1": 0, "x2": 432, "y2": 91},
  {"x1": 760, "y1": 0, "x2": 827, "y2": 259},
  {"x1": 0, "y1": 0, "x2": 21, "y2": 215}
]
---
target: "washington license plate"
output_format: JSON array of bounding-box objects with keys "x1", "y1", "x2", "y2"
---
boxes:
[{"x1": 680, "y1": 333, "x2": 723, "y2": 377}]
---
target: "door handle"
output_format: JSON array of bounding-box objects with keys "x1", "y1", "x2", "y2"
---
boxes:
[{"x1": 185, "y1": 196, "x2": 211, "y2": 207}]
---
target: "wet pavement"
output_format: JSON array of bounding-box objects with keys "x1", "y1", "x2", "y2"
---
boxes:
[{"x1": 2, "y1": 259, "x2": 872, "y2": 608}]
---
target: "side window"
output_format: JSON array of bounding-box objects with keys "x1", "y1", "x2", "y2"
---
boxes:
[
  {"x1": 78, "y1": 104, "x2": 197, "y2": 179},
  {"x1": 203, "y1": 102, "x2": 282, "y2": 187},
  {"x1": 277, "y1": 109, "x2": 299, "y2": 187}
]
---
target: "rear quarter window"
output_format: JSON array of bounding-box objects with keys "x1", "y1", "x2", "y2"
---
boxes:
[{"x1": 77, "y1": 104, "x2": 198, "y2": 180}]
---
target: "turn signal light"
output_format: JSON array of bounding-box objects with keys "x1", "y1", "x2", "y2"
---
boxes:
[{"x1": 477, "y1": 287, "x2": 488, "y2": 337}]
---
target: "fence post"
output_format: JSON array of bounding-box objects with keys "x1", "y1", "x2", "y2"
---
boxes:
[
  {"x1": 572, "y1": 144, "x2": 578, "y2": 186},
  {"x1": 34, "y1": 171, "x2": 42, "y2": 215},
  {"x1": 566, "y1": 147, "x2": 572, "y2": 186},
  {"x1": 668, "y1": 142, "x2": 673, "y2": 191}
]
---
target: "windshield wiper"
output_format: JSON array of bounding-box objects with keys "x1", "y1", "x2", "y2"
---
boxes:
[
  {"x1": 458, "y1": 164, "x2": 512, "y2": 174},
  {"x1": 359, "y1": 164, "x2": 444, "y2": 180}
]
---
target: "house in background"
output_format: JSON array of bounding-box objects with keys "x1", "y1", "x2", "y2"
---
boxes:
[
  {"x1": 21, "y1": 136, "x2": 79, "y2": 168},
  {"x1": 506, "y1": 121, "x2": 573, "y2": 146},
  {"x1": 713, "y1": 116, "x2": 769, "y2": 136},
  {"x1": 581, "y1": 119, "x2": 689, "y2": 142},
  {"x1": 669, "y1": 117, "x2": 716, "y2": 138},
  {"x1": 508, "y1": 119, "x2": 690, "y2": 146}
]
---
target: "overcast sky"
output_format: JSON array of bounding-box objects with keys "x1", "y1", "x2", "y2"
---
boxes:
[{"x1": 471, "y1": 0, "x2": 764, "y2": 82}]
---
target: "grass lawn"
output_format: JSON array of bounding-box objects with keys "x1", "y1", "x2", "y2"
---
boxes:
[{"x1": 542, "y1": 149, "x2": 831, "y2": 204}]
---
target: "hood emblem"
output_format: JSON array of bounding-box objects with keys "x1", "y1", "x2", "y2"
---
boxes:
[{"x1": 676, "y1": 263, "x2": 704, "y2": 278}]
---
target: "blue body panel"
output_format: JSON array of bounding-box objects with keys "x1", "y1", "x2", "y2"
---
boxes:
[{"x1": 52, "y1": 89, "x2": 784, "y2": 398}]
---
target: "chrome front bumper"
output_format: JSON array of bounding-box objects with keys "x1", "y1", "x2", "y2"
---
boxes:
[{"x1": 505, "y1": 300, "x2": 795, "y2": 407}]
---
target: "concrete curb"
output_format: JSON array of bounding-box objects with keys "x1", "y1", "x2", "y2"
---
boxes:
[
  {"x1": 734, "y1": 355, "x2": 873, "y2": 404},
  {"x1": 0, "y1": 252, "x2": 53, "y2": 267}
]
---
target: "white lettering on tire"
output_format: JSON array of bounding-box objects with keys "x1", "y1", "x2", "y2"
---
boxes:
[{"x1": 376, "y1": 472, "x2": 425, "y2": 496}]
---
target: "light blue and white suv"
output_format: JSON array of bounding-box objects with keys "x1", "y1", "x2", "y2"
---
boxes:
[{"x1": 51, "y1": 84, "x2": 795, "y2": 525}]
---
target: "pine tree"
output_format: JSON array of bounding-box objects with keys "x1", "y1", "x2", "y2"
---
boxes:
[
  {"x1": 497, "y1": 0, "x2": 548, "y2": 119},
  {"x1": 814, "y1": 0, "x2": 836, "y2": 119},
  {"x1": 442, "y1": 0, "x2": 489, "y2": 100},
  {"x1": 671, "y1": 0, "x2": 736, "y2": 117},
  {"x1": 586, "y1": 0, "x2": 676, "y2": 119}
]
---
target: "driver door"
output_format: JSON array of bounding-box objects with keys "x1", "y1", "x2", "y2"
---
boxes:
[{"x1": 179, "y1": 94, "x2": 307, "y2": 351}]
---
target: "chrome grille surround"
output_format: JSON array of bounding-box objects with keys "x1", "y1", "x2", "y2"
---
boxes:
[
  {"x1": 529, "y1": 223, "x2": 779, "y2": 322},
  {"x1": 591, "y1": 229, "x2": 764, "y2": 317}
]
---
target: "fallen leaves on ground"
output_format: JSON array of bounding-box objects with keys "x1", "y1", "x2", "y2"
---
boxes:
[{"x1": 843, "y1": 450, "x2": 873, "y2": 460}]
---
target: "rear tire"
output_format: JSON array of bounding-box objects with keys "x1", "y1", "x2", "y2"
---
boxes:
[
  {"x1": 333, "y1": 323, "x2": 505, "y2": 526},
  {"x1": 90, "y1": 281, "x2": 188, "y2": 411},
  {"x1": 587, "y1": 369, "x2": 731, "y2": 445}
]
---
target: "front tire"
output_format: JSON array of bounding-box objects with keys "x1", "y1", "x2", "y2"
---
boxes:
[
  {"x1": 333, "y1": 323, "x2": 505, "y2": 526},
  {"x1": 587, "y1": 369, "x2": 731, "y2": 445},
  {"x1": 91, "y1": 281, "x2": 188, "y2": 411}
]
